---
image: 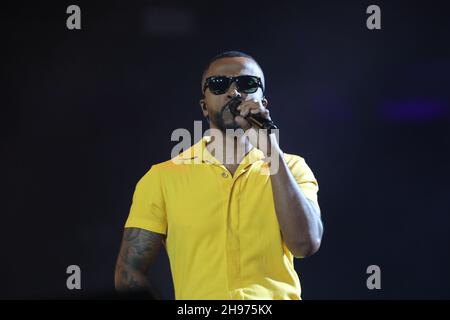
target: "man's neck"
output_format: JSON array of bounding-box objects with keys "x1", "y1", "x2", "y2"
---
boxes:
[{"x1": 205, "y1": 128, "x2": 252, "y2": 166}]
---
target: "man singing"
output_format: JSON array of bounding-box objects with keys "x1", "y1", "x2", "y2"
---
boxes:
[{"x1": 114, "y1": 51, "x2": 323, "y2": 299}]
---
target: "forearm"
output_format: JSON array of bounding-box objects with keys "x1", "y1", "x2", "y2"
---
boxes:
[
  {"x1": 268, "y1": 147, "x2": 323, "y2": 258},
  {"x1": 114, "y1": 227, "x2": 164, "y2": 299},
  {"x1": 115, "y1": 266, "x2": 150, "y2": 292},
  {"x1": 115, "y1": 263, "x2": 161, "y2": 299}
]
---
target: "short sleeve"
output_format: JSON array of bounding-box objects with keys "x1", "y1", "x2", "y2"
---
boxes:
[
  {"x1": 286, "y1": 155, "x2": 320, "y2": 209},
  {"x1": 124, "y1": 165, "x2": 167, "y2": 234}
]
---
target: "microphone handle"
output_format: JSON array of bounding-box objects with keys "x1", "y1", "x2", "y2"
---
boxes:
[{"x1": 246, "y1": 114, "x2": 278, "y2": 133}]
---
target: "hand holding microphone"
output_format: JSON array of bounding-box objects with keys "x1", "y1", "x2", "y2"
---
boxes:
[{"x1": 225, "y1": 96, "x2": 278, "y2": 134}]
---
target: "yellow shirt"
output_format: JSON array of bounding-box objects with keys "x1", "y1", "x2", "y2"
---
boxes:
[{"x1": 124, "y1": 136, "x2": 320, "y2": 300}]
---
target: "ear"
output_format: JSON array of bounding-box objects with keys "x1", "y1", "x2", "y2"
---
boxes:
[
  {"x1": 199, "y1": 98, "x2": 208, "y2": 117},
  {"x1": 262, "y1": 97, "x2": 269, "y2": 108}
]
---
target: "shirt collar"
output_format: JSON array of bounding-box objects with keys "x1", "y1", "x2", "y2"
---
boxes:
[{"x1": 175, "y1": 135, "x2": 265, "y2": 168}]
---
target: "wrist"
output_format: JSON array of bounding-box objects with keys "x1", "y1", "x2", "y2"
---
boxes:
[
  {"x1": 265, "y1": 134, "x2": 282, "y2": 157},
  {"x1": 264, "y1": 146, "x2": 283, "y2": 161}
]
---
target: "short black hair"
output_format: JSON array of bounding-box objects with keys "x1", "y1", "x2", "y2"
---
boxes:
[{"x1": 201, "y1": 50, "x2": 264, "y2": 93}]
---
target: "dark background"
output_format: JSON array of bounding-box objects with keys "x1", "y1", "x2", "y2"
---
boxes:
[{"x1": 2, "y1": 0, "x2": 450, "y2": 299}]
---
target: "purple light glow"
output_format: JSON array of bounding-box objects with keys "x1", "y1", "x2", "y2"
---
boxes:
[{"x1": 380, "y1": 100, "x2": 448, "y2": 123}]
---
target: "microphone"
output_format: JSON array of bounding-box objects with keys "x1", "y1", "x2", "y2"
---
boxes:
[{"x1": 225, "y1": 96, "x2": 278, "y2": 133}]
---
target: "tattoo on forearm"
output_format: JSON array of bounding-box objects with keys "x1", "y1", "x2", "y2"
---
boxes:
[{"x1": 115, "y1": 228, "x2": 164, "y2": 294}]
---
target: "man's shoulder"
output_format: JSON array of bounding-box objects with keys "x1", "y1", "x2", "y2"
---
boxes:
[
  {"x1": 142, "y1": 145, "x2": 201, "y2": 177},
  {"x1": 136, "y1": 157, "x2": 191, "y2": 187},
  {"x1": 148, "y1": 157, "x2": 193, "y2": 173}
]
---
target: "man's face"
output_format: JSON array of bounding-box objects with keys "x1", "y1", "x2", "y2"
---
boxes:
[{"x1": 201, "y1": 57, "x2": 265, "y2": 132}]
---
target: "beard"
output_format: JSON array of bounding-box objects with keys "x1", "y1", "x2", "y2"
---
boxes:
[{"x1": 211, "y1": 102, "x2": 241, "y2": 133}]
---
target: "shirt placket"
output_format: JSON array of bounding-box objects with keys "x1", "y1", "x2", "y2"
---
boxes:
[{"x1": 220, "y1": 164, "x2": 253, "y2": 298}]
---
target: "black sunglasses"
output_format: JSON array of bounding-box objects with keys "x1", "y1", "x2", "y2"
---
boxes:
[{"x1": 203, "y1": 75, "x2": 264, "y2": 95}]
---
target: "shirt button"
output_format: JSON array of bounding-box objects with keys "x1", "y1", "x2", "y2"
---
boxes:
[{"x1": 221, "y1": 172, "x2": 228, "y2": 178}]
